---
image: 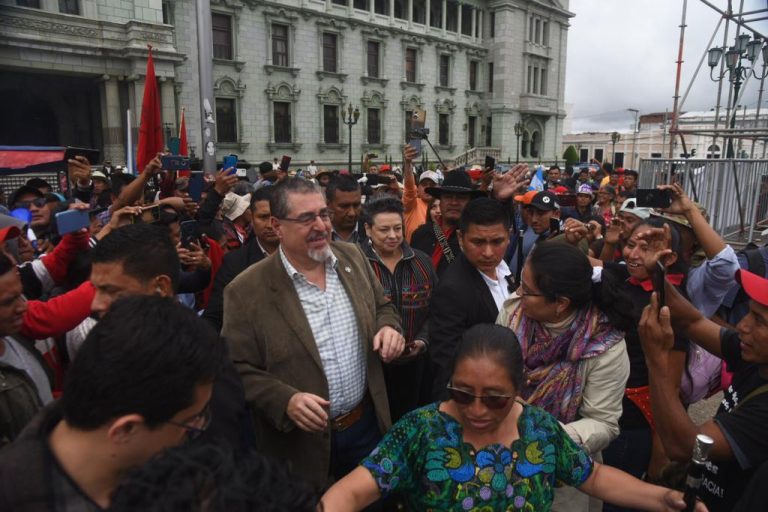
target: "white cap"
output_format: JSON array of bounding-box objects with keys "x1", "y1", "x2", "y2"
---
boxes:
[{"x1": 419, "y1": 170, "x2": 439, "y2": 184}]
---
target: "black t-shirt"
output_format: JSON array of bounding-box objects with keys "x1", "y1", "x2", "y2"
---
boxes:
[
  {"x1": 604, "y1": 264, "x2": 688, "y2": 429},
  {"x1": 699, "y1": 328, "x2": 768, "y2": 512}
]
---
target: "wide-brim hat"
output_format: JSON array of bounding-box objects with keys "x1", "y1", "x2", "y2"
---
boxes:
[
  {"x1": 222, "y1": 192, "x2": 251, "y2": 221},
  {"x1": 425, "y1": 170, "x2": 485, "y2": 198}
]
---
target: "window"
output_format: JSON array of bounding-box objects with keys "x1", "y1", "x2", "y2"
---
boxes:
[
  {"x1": 413, "y1": 0, "x2": 426, "y2": 24},
  {"x1": 540, "y1": 68, "x2": 547, "y2": 95},
  {"x1": 614, "y1": 152, "x2": 625, "y2": 167},
  {"x1": 468, "y1": 116, "x2": 476, "y2": 147},
  {"x1": 323, "y1": 105, "x2": 340, "y2": 144},
  {"x1": 439, "y1": 114, "x2": 449, "y2": 146},
  {"x1": 527, "y1": 60, "x2": 548, "y2": 95},
  {"x1": 367, "y1": 41, "x2": 380, "y2": 78},
  {"x1": 439, "y1": 55, "x2": 450, "y2": 87},
  {"x1": 528, "y1": 15, "x2": 550, "y2": 45},
  {"x1": 594, "y1": 149, "x2": 604, "y2": 162},
  {"x1": 469, "y1": 61, "x2": 478, "y2": 91},
  {"x1": 162, "y1": 0, "x2": 172, "y2": 24},
  {"x1": 490, "y1": 11, "x2": 495, "y2": 38},
  {"x1": 430, "y1": 1, "x2": 442, "y2": 28},
  {"x1": 16, "y1": 0, "x2": 40, "y2": 7},
  {"x1": 461, "y1": 5, "x2": 472, "y2": 36},
  {"x1": 331, "y1": 0, "x2": 346, "y2": 4},
  {"x1": 374, "y1": 0, "x2": 388, "y2": 15},
  {"x1": 446, "y1": 0, "x2": 458, "y2": 32},
  {"x1": 531, "y1": 131, "x2": 540, "y2": 158},
  {"x1": 534, "y1": 19, "x2": 540, "y2": 43},
  {"x1": 405, "y1": 48, "x2": 417, "y2": 83},
  {"x1": 394, "y1": 0, "x2": 406, "y2": 19},
  {"x1": 707, "y1": 144, "x2": 721, "y2": 159},
  {"x1": 368, "y1": 108, "x2": 381, "y2": 144},
  {"x1": 59, "y1": 0, "x2": 79, "y2": 14},
  {"x1": 322, "y1": 33, "x2": 338, "y2": 72},
  {"x1": 579, "y1": 148, "x2": 589, "y2": 163},
  {"x1": 542, "y1": 21, "x2": 550, "y2": 46},
  {"x1": 273, "y1": 102, "x2": 292, "y2": 143},
  {"x1": 405, "y1": 110, "x2": 413, "y2": 140},
  {"x1": 488, "y1": 63, "x2": 494, "y2": 92},
  {"x1": 485, "y1": 117, "x2": 492, "y2": 146},
  {"x1": 272, "y1": 24, "x2": 289, "y2": 67},
  {"x1": 212, "y1": 13, "x2": 233, "y2": 60},
  {"x1": 216, "y1": 98, "x2": 237, "y2": 143},
  {"x1": 522, "y1": 131, "x2": 530, "y2": 158}
]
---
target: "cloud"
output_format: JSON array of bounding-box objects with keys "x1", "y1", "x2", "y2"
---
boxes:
[{"x1": 565, "y1": 0, "x2": 768, "y2": 132}]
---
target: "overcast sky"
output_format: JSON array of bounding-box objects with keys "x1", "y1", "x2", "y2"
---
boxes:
[{"x1": 564, "y1": 0, "x2": 768, "y2": 133}]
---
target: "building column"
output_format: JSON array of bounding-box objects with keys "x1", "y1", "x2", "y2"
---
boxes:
[
  {"x1": 347, "y1": 0, "x2": 353, "y2": 15},
  {"x1": 425, "y1": 0, "x2": 430, "y2": 26},
  {"x1": 441, "y1": 0, "x2": 446, "y2": 30},
  {"x1": 369, "y1": 0, "x2": 374, "y2": 16},
  {"x1": 159, "y1": 76, "x2": 177, "y2": 135},
  {"x1": 457, "y1": 2, "x2": 462, "y2": 34},
  {"x1": 389, "y1": 0, "x2": 394, "y2": 22},
  {"x1": 477, "y1": 9, "x2": 483, "y2": 39},
  {"x1": 408, "y1": 0, "x2": 413, "y2": 26},
  {"x1": 100, "y1": 75, "x2": 124, "y2": 164},
  {"x1": 471, "y1": 7, "x2": 476, "y2": 39}
]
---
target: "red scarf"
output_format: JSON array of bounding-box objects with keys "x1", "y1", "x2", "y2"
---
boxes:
[
  {"x1": 628, "y1": 273, "x2": 684, "y2": 292},
  {"x1": 431, "y1": 225, "x2": 455, "y2": 269}
]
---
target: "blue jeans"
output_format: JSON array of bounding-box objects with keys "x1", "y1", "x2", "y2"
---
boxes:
[
  {"x1": 330, "y1": 402, "x2": 382, "y2": 481},
  {"x1": 602, "y1": 426, "x2": 652, "y2": 512}
]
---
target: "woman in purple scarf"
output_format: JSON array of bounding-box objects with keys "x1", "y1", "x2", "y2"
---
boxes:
[{"x1": 497, "y1": 241, "x2": 633, "y2": 511}]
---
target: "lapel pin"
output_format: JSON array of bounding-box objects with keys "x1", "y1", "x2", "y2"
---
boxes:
[{"x1": 344, "y1": 266, "x2": 351, "y2": 273}]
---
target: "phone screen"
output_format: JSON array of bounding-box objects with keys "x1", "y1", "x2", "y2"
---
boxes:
[
  {"x1": 280, "y1": 155, "x2": 291, "y2": 172},
  {"x1": 408, "y1": 109, "x2": 426, "y2": 157}
]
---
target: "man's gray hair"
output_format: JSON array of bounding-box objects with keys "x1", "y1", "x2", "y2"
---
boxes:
[{"x1": 270, "y1": 177, "x2": 323, "y2": 219}]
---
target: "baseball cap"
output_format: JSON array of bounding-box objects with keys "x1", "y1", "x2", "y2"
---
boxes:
[
  {"x1": 620, "y1": 198, "x2": 652, "y2": 220},
  {"x1": 736, "y1": 269, "x2": 768, "y2": 307},
  {"x1": 513, "y1": 190, "x2": 538, "y2": 205},
  {"x1": 0, "y1": 226, "x2": 20, "y2": 242},
  {"x1": 528, "y1": 191, "x2": 560, "y2": 211},
  {"x1": 577, "y1": 184, "x2": 594, "y2": 197},
  {"x1": 419, "y1": 170, "x2": 439, "y2": 184},
  {"x1": 91, "y1": 171, "x2": 109, "y2": 181}
]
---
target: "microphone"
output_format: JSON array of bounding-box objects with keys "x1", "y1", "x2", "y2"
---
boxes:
[{"x1": 683, "y1": 434, "x2": 714, "y2": 512}]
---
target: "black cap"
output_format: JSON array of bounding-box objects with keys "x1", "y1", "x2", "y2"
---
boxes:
[
  {"x1": 9, "y1": 185, "x2": 44, "y2": 208},
  {"x1": 528, "y1": 191, "x2": 560, "y2": 211},
  {"x1": 425, "y1": 170, "x2": 485, "y2": 198}
]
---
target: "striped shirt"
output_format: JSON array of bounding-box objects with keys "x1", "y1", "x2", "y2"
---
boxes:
[{"x1": 279, "y1": 247, "x2": 366, "y2": 417}]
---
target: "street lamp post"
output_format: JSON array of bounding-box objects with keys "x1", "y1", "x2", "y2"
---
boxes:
[
  {"x1": 627, "y1": 109, "x2": 639, "y2": 168},
  {"x1": 611, "y1": 131, "x2": 620, "y2": 166},
  {"x1": 708, "y1": 34, "x2": 768, "y2": 158},
  {"x1": 342, "y1": 104, "x2": 360, "y2": 172},
  {"x1": 514, "y1": 121, "x2": 524, "y2": 163}
]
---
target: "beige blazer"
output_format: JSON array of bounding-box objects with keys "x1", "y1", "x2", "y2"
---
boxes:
[{"x1": 222, "y1": 241, "x2": 401, "y2": 489}]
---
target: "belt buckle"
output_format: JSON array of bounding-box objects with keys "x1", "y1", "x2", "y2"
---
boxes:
[{"x1": 331, "y1": 410, "x2": 352, "y2": 432}]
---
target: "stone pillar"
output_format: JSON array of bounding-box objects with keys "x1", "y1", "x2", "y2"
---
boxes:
[
  {"x1": 159, "y1": 76, "x2": 177, "y2": 134},
  {"x1": 100, "y1": 75, "x2": 124, "y2": 164},
  {"x1": 477, "y1": 9, "x2": 482, "y2": 39},
  {"x1": 369, "y1": 0, "x2": 374, "y2": 16},
  {"x1": 408, "y1": 0, "x2": 412, "y2": 25},
  {"x1": 457, "y1": 2, "x2": 462, "y2": 34},
  {"x1": 441, "y1": 0, "x2": 446, "y2": 30},
  {"x1": 425, "y1": 0, "x2": 430, "y2": 26},
  {"x1": 389, "y1": 0, "x2": 394, "y2": 22},
  {"x1": 471, "y1": 7, "x2": 476, "y2": 39}
]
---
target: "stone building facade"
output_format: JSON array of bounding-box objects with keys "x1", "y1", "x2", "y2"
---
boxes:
[{"x1": 0, "y1": 0, "x2": 573, "y2": 168}]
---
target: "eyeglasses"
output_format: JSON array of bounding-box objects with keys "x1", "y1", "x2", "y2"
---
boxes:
[
  {"x1": 279, "y1": 208, "x2": 332, "y2": 226},
  {"x1": 165, "y1": 403, "x2": 211, "y2": 440},
  {"x1": 12, "y1": 198, "x2": 47, "y2": 209},
  {"x1": 446, "y1": 386, "x2": 515, "y2": 410}
]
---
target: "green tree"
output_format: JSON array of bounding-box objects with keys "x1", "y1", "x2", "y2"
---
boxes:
[{"x1": 563, "y1": 145, "x2": 579, "y2": 170}]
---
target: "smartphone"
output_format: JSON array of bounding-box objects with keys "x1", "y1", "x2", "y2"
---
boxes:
[
  {"x1": 408, "y1": 109, "x2": 426, "y2": 157},
  {"x1": 64, "y1": 146, "x2": 101, "y2": 166},
  {"x1": 557, "y1": 193, "x2": 577, "y2": 207},
  {"x1": 485, "y1": 155, "x2": 496, "y2": 170},
  {"x1": 180, "y1": 220, "x2": 201, "y2": 249},
  {"x1": 188, "y1": 173, "x2": 203, "y2": 202},
  {"x1": 55, "y1": 209, "x2": 90, "y2": 235},
  {"x1": 279, "y1": 155, "x2": 291, "y2": 172},
  {"x1": 636, "y1": 189, "x2": 673, "y2": 208},
  {"x1": 223, "y1": 154, "x2": 238, "y2": 175},
  {"x1": 652, "y1": 260, "x2": 666, "y2": 307},
  {"x1": 160, "y1": 155, "x2": 191, "y2": 171},
  {"x1": 168, "y1": 137, "x2": 181, "y2": 155},
  {"x1": 549, "y1": 217, "x2": 561, "y2": 234}
]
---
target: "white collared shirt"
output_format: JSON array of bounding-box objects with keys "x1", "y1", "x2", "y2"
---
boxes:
[
  {"x1": 279, "y1": 247, "x2": 366, "y2": 417},
  {"x1": 478, "y1": 259, "x2": 512, "y2": 311}
]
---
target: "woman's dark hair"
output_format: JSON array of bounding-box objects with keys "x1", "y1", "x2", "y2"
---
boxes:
[
  {"x1": 600, "y1": 185, "x2": 616, "y2": 198},
  {"x1": 110, "y1": 443, "x2": 319, "y2": 512},
  {"x1": 528, "y1": 241, "x2": 634, "y2": 331},
  {"x1": 362, "y1": 196, "x2": 404, "y2": 225},
  {"x1": 426, "y1": 196, "x2": 439, "y2": 225},
  {"x1": 450, "y1": 324, "x2": 524, "y2": 391}
]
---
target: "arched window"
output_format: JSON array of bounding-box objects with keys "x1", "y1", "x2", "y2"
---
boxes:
[
  {"x1": 707, "y1": 144, "x2": 721, "y2": 159},
  {"x1": 531, "y1": 131, "x2": 541, "y2": 158},
  {"x1": 521, "y1": 131, "x2": 530, "y2": 158}
]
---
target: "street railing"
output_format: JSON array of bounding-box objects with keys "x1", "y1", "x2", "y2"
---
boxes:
[{"x1": 638, "y1": 158, "x2": 768, "y2": 244}]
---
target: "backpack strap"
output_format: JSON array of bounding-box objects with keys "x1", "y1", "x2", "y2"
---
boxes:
[
  {"x1": 735, "y1": 382, "x2": 768, "y2": 410},
  {"x1": 432, "y1": 222, "x2": 455, "y2": 265}
]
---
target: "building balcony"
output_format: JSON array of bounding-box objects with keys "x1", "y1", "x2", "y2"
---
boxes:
[{"x1": 519, "y1": 94, "x2": 558, "y2": 116}]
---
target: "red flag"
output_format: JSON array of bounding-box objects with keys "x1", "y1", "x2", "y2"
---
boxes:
[
  {"x1": 136, "y1": 46, "x2": 164, "y2": 173},
  {"x1": 178, "y1": 107, "x2": 190, "y2": 177}
]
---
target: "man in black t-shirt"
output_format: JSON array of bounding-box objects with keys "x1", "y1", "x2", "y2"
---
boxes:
[{"x1": 639, "y1": 268, "x2": 768, "y2": 512}]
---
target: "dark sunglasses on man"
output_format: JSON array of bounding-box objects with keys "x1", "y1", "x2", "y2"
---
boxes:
[{"x1": 12, "y1": 197, "x2": 47, "y2": 210}]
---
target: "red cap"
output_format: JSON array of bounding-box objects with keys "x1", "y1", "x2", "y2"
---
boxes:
[
  {"x1": 736, "y1": 269, "x2": 768, "y2": 307},
  {"x1": 513, "y1": 190, "x2": 538, "y2": 205},
  {"x1": 552, "y1": 186, "x2": 570, "y2": 194},
  {"x1": 0, "y1": 226, "x2": 20, "y2": 242}
]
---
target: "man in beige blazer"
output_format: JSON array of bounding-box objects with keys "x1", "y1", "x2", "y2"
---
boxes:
[{"x1": 223, "y1": 177, "x2": 404, "y2": 490}]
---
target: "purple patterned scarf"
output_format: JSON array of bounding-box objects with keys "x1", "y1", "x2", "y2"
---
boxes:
[{"x1": 506, "y1": 303, "x2": 624, "y2": 423}]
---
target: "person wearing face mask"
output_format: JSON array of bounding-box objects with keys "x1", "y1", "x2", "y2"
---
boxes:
[
  {"x1": 320, "y1": 324, "x2": 706, "y2": 512},
  {"x1": 360, "y1": 197, "x2": 436, "y2": 421}
]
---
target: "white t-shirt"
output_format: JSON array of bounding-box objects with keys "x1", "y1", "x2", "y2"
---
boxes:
[{"x1": 478, "y1": 260, "x2": 512, "y2": 311}]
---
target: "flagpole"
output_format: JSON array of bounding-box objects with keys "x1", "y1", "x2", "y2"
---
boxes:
[
  {"x1": 126, "y1": 109, "x2": 134, "y2": 174},
  {"x1": 179, "y1": 106, "x2": 184, "y2": 138},
  {"x1": 196, "y1": 0, "x2": 217, "y2": 174}
]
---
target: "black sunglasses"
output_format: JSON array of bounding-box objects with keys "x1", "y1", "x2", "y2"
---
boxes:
[
  {"x1": 446, "y1": 386, "x2": 515, "y2": 410},
  {"x1": 13, "y1": 197, "x2": 47, "y2": 209}
]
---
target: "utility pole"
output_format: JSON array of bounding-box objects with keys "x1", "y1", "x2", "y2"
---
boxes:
[
  {"x1": 196, "y1": 0, "x2": 216, "y2": 174},
  {"x1": 628, "y1": 108, "x2": 639, "y2": 168}
]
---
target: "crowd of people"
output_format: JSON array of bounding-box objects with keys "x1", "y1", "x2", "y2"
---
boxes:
[{"x1": 0, "y1": 146, "x2": 765, "y2": 512}]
